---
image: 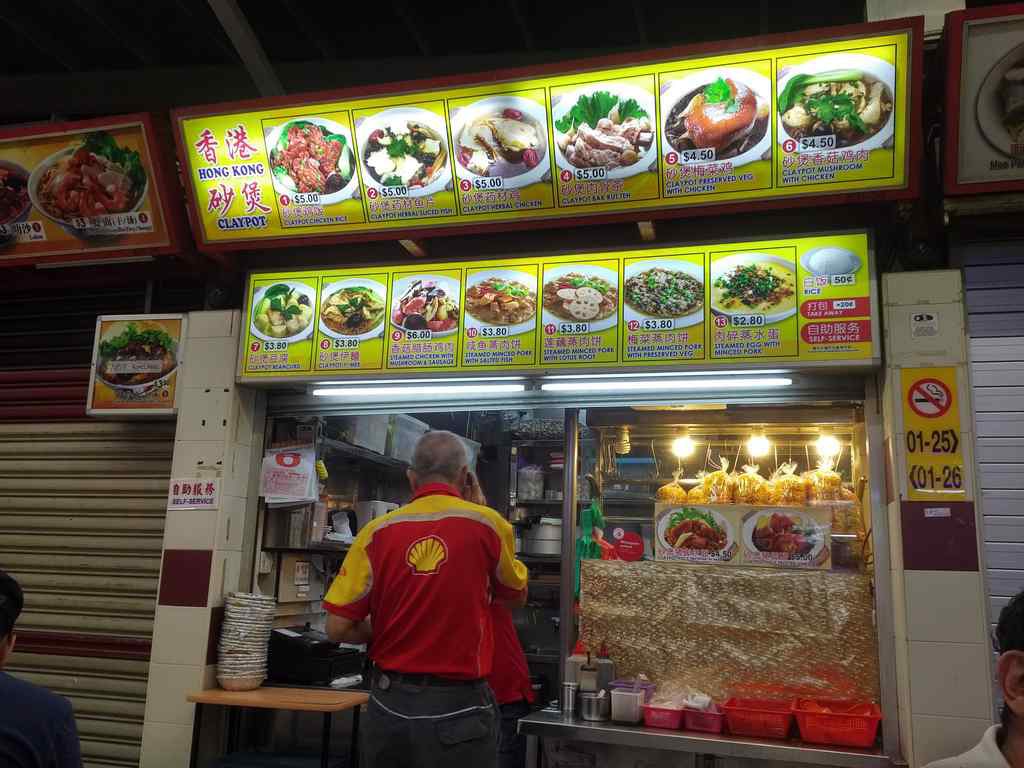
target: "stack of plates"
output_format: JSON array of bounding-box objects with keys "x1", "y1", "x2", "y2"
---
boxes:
[{"x1": 217, "y1": 592, "x2": 277, "y2": 691}]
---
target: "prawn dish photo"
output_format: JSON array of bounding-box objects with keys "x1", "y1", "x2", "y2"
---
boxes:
[
  {"x1": 391, "y1": 277, "x2": 459, "y2": 334},
  {"x1": 465, "y1": 276, "x2": 536, "y2": 326},
  {"x1": 96, "y1": 321, "x2": 177, "y2": 390},
  {"x1": 664, "y1": 76, "x2": 770, "y2": 160},
  {"x1": 32, "y1": 131, "x2": 146, "y2": 226},
  {"x1": 268, "y1": 119, "x2": 354, "y2": 196},
  {"x1": 320, "y1": 283, "x2": 386, "y2": 337},
  {"x1": 542, "y1": 272, "x2": 618, "y2": 323}
]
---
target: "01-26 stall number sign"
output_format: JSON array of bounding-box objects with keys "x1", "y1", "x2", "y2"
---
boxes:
[{"x1": 902, "y1": 367, "x2": 966, "y2": 501}]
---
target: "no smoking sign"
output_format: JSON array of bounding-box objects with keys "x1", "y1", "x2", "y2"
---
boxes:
[{"x1": 907, "y1": 377, "x2": 952, "y2": 419}]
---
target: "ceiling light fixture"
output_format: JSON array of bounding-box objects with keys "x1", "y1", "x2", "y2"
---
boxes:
[
  {"x1": 540, "y1": 377, "x2": 792, "y2": 393},
  {"x1": 671, "y1": 436, "x2": 696, "y2": 458}
]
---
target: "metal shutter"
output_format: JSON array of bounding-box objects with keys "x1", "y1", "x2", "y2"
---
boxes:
[
  {"x1": 0, "y1": 417, "x2": 174, "y2": 768},
  {"x1": 963, "y1": 242, "x2": 1024, "y2": 635}
]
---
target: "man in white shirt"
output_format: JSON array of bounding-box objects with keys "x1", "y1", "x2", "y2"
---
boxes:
[{"x1": 926, "y1": 592, "x2": 1024, "y2": 768}]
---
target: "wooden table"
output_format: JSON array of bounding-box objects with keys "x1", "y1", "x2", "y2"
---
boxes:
[{"x1": 187, "y1": 687, "x2": 368, "y2": 768}]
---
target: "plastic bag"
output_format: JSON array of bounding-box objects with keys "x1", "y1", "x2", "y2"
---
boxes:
[
  {"x1": 764, "y1": 462, "x2": 806, "y2": 505},
  {"x1": 805, "y1": 460, "x2": 842, "y2": 502},
  {"x1": 733, "y1": 464, "x2": 765, "y2": 504},
  {"x1": 657, "y1": 470, "x2": 689, "y2": 503},
  {"x1": 687, "y1": 485, "x2": 708, "y2": 504},
  {"x1": 702, "y1": 457, "x2": 735, "y2": 503}
]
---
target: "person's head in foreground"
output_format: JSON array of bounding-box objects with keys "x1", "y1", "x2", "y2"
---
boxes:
[
  {"x1": 997, "y1": 592, "x2": 1024, "y2": 759},
  {"x1": 407, "y1": 430, "x2": 469, "y2": 492},
  {"x1": 0, "y1": 569, "x2": 23, "y2": 669}
]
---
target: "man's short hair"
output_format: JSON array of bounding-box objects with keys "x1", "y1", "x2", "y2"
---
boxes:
[
  {"x1": 0, "y1": 569, "x2": 24, "y2": 640},
  {"x1": 410, "y1": 431, "x2": 468, "y2": 484},
  {"x1": 997, "y1": 591, "x2": 1024, "y2": 727}
]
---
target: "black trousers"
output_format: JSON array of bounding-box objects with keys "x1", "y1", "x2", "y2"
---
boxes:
[
  {"x1": 497, "y1": 699, "x2": 531, "y2": 768},
  {"x1": 361, "y1": 673, "x2": 499, "y2": 768}
]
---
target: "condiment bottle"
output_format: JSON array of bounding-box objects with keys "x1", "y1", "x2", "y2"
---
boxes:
[
  {"x1": 596, "y1": 644, "x2": 616, "y2": 692},
  {"x1": 578, "y1": 652, "x2": 599, "y2": 693},
  {"x1": 564, "y1": 641, "x2": 588, "y2": 685}
]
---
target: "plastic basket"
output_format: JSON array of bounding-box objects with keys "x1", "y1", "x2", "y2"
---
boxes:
[
  {"x1": 641, "y1": 703, "x2": 685, "y2": 730},
  {"x1": 722, "y1": 698, "x2": 794, "y2": 739},
  {"x1": 684, "y1": 705, "x2": 725, "y2": 734},
  {"x1": 793, "y1": 699, "x2": 882, "y2": 748}
]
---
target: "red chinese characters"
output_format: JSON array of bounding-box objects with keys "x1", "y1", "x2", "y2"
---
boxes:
[
  {"x1": 800, "y1": 296, "x2": 871, "y2": 319},
  {"x1": 194, "y1": 129, "x2": 219, "y2": 164},
  {"x1": 207, "y1": 184, "x2": 235, "y2": 216},
  {"x1": 800, "y1": 320, "x2": 872, "y2": 345},
  {"x1": 225, "y1": 124, "x2": 258, "y2": 160},
  {"x1": 241, "y1": 181, "x2": 271, "y2": 213}
]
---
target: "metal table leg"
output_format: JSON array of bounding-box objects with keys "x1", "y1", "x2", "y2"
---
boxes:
[
  {"x1": 227, "y1": 707, "x2": 241, "y2": 754},
  {"x1": 189, "y1": 703, "x2": 203, "y2": 768},
  {"x1": 525, "y1": 734, "x2": 539, "y2": 768},
  {"x1": 321, "y1": 712, "x2": 333, "y2": 768},
  {"x1": 350, "y1": 704, "x2": 361, "y2": 768}
]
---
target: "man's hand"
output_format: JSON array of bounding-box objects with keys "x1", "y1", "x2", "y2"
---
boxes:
[
  {"x1": 463, "y1": 471, "x2": 487, "y2": 507},
  {"x1": 326, "y1": 613, "x2": 372, "y2": 645}
]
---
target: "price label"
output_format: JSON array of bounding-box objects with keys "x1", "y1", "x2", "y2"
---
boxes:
[
  {"x1": 380, "y1": 185, "x2": 409, "y2": 198},
  {"x1": 472, "y1": 177, "x2": 503, "y2": 190},
  {"x1": 480, "y1": 326, "x2": 509, "y2": 337},
  {"x1": 832, "y1": 299, "x2": 857, "y2": 311},
  {"x1": 908, "y1": 464, "x2": 963, "y2": 493},
  {"x1": 332, "y1": 338, "x2": 359, "y2": 349},
  {"x1": 558, "y1": 322, "x2": 590, "y2": 334},
  {"x1": 292, "y1": 192, "x2": 321, "y2": 206},
  {"x1": 831, "y1": 274, "x2": 857, "y2": 286},
  {"x1": 641, "y1": 319, "x2": 675, "y2": 331},
  {"x1": 680, "y1": 147, "x2": 715, "y2": 164},
  {"x1": 263, "y1": 340, "x2": 288, "y2": 351},
  {"x1": 731, "y1": 314, "x2": 766, "y2": 327},
  {"x1": 573, "y1": 167, "x2": 607, "y2": 182},
  {"x1": 405, "y1": 329, "x2": 432, "y2": 340},
  {"x1": 798, "y1": 135, "x2": 837, "y2": 152}
]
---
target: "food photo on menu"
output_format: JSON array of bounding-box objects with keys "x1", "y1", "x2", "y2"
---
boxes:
[
  {"x1": 357, "y1": 108, "x2": 451, "y2": 194},
  {"x1": 390, "y1": 275, "x2": 460, "y2": 335},
  {"x1": 541, "y1": 266, "x2": 619, "y2": 326},
  {"x1": 265, "y1": 117, "x2": 358, "y2": 200},
  {"x1": 319, "y1": 279, "x2": 388, "y2": 340},
  {"x1": 27, "y1": 130, "x2": 148, "y2": 239},
  {"x1": 552, "y1": 85, "x2": 656, "y2": 175},
  {"x1": 464, "y1": 270, "x2": 537, "y2": 329},
  {"x1": 976, "y1": 38, "x2": 1024, "y2": 158},
  {"x1": 777, "y1": 53, "x2": 895, "y2": 151},
  {"x1": 623, "y1": 259, "x2": 705, "y2": 327},
  {"x1": 250, "y1": 282, "x2": 316, "y2": 341},
  {"x1": 451, "y1": 96, "x2": 548, "y2": 184},
  {"x1": 710, "y1": 254, "x2": 797, "y2": 319},
  {"x1": 662, "y1": 70, "x2": 771, "y2": 163},
  {"x1": 94, "y1": 320, "x2": 179, "y2": 396}
]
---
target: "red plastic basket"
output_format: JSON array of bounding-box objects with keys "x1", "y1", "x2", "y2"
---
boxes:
[
  {"x1": 684, "y1": 705, "x2": 725, "y2": 734},
  {"x1": 793, "y1": 699, "x2": 882, "y2": 748},
  {"x1": 722, "y1": 698, "x2": 794, "y2": 739},
  {"x1": 641, "y1": 703, "x2": 685, "y2": 730}
]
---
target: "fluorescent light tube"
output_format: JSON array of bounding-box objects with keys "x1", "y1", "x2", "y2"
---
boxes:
[
  {"x1": 314, "y1": 376, "x2": 525, "y2": 386},
  {"x1": 312, "y1": 383, "x2": 526, "y2": 398},
  {"x1": 539, "y1": 377, "x2": 792, "y2": 393},
  {"x1": 543, "y1": 369, "x2": 788, "y2": 380}
]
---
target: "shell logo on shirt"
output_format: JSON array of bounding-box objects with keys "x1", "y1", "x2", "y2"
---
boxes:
[{"x1": 406, "y1": 535, "x2": 448, "y2": 575}]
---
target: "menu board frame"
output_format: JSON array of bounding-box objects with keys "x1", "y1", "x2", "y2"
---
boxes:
[
  {"x1": 0, "y1": 113, "x2": 185, "y2": 267},
  {"x1": 236, "y1": 229, "x2": 880, "y2": 384},
  {"x1": 943, "y1": 4, "x2": 1024, "y2": 195},
  {"x1": 174, "y1": 18, "x2": 922, "y2": 253}
]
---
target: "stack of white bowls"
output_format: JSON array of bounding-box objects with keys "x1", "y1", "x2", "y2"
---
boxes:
[{"x1": 217, "y1": 592, "x2": 277, "y2": 691}]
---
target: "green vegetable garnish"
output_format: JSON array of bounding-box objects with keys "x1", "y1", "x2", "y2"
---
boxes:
[
  {"x1": 778, "y1": 69, "x2": 864, "y2": 113},
  {"x1": 806, "y1": 93, "x2": 867, "y2": 132},
  {"x1": 616, "y1": 98, "x2": 648, "y2": 122},
  {"x1": 667, "y1": 507, "x2": 722, "y2": 533},
  {"x1": 555, "y1": 91, "x2": 620, "y2": 133},
  {"x1": 387, "y1": 137, "x2": 414, "y2": 159},
  {"x1": 99, "y1": 323, "x2": 174, "y2": 358},
  {"x1": 382, "y1": 175, "x2": 405, "y2": 187},
  {"x1": 715, "y1": 264, "x2": 784, "y2": 306},
  {"x1": 83, "y1": 131, "x2": 146, "y2": 191}
]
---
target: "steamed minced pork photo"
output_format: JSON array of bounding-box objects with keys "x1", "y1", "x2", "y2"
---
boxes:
[
  {"x1": 624, "y1": 267, "x2": 703, "y2": 318},
  {"x1": 542, "y1": 273, "x2": 617, "y2": 322}
]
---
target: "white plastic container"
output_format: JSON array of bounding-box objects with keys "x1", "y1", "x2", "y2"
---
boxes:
[
  {"x1": 611, "y1": 689, "x2": 645, "y2": 724},
  {"x1": 339, "y1": 415, "x2": 390, "y2": 454},
  {"x1": 518, "y1": 465, "x2": 545, "y2": 500},
  {"x1": 387, "y1": 415, "x2": 430, "y2": 464}
]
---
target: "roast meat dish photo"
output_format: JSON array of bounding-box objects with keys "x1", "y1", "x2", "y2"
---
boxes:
[
  {"x1": 97, "y1": 322, "x2": 176, "y2": 388},
  {"x1": 554, "y1": 90, "x2": 654, "y2": 171},
  {"x1": 665, "y1": 77, "x2": 769, "y2": 158}
]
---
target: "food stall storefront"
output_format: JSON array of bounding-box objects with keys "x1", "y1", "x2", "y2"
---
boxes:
[{"x1": 136, "y1": 14, "x2": 1001, "y2": 768}]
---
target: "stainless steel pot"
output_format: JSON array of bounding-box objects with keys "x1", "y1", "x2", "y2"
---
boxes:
[
  {"x1": 521, "y1": 517, "x2": 562, "y2": 556},
  {"x1": 579, "y1": 691, "x2": 610, "y2": 722}
]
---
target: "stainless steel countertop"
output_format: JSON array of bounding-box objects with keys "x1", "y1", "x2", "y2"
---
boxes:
[{"x1": 518, "y1": 710, "x2": 891, "y2": 768}]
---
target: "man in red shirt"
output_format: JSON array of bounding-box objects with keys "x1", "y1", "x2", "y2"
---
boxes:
[
  {"x1": 489, "y1": 600, "x2": 535, "y2": 768},
  {"x1": 324, "y1": 430, "x2": 528, "y2": 768}
]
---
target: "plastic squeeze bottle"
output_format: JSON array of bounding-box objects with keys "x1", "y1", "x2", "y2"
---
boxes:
[{"x1": 564, "y1": 640, "x2": 588, "y2": 685}]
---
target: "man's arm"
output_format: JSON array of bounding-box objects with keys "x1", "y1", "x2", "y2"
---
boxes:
[
  {"x1": 54, "y1": 697, "x2": 82, "y2": 768},
  {"x1": 326, "y1": 613, "x2": 372, "y2": 645},
  {"x1": 499, "y1": 587, "x2": 528, "y2": 609}
]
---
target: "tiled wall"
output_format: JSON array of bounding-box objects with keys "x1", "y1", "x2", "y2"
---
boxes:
[{"x1": 140, "y1": 311, "x2": 265, "y2": 768}]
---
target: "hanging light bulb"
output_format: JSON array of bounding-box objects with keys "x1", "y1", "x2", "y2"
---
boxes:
[
  {"x1": 614, "y1": 425, "x2": 631, "y2": 454},
  {"x1": 747, "y1": 433, "x2": 771, "y2": 458},
  {"x1": 815, "y1": 434, "x2": 841, "y2": 459},
  {"x1": 671, "y1": 436, "x2": 696, "y2": 458}
]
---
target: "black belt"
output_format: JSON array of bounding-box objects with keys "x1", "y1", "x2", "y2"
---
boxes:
[{"x1": 373, "y1": 668, "x2": 483, "y2": 690}]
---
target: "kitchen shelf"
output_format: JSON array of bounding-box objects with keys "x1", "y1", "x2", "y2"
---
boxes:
[
  {"x1": 262, "y1": 545, "x2": 350, "y2": 556},
  {"x1": 524, "y1": 652, "x2": 560, "y2": 664},
  {"x1": 516, "y1": 553, "x2": 563, "y2": 564},
  {"x1": 321, "y1": 438, "x2": 407, "y2": 470}
]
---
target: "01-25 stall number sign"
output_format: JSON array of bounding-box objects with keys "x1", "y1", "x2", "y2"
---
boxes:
[{"x1": 902, "y1": 367, "x2": 966, "y2": 501}]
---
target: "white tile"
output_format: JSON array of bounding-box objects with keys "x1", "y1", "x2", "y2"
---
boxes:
[
  {"x1": 140, "y1": 721, "x2": 193, "y2": 768},
  {"x1": 909, "y1": 641, "x2": 995, "y2": 719},
  {"x1": 162, "y1": 507, "x2": 218, "y2": 551},
  {"x1": 182, "y1": 337, "x2": 237, "y2": 389},
  {"x1": 175, "y1": 388, "x2": 232, "y2": 443},
  {"x1": 911, "y1": 715, "x2": 994, "y2": 767},
  {"x1": 170, "y1": 440, "x2": 226, "y2": 478},
  {"x1": 208, "y1": 550, "x2": 242, "y2": 608},
  {"x1": 187, "y1": 310, "x2": 238, "y2": 340},
  {"x1": 150, "y1": 605, "x2": 211, "y2": 666},
  {"x1": 222, "y1": 443, "x2": 253, "y2": 498},
  {"x1": 906, "y1": 571, "x2": 987, "y2": 644},
  {"x1": 218, "y1": 494, "x2": 246, "y2": 551},
  {"x1": 143, "y1": 662, "x2": 204, "y2": 725}
]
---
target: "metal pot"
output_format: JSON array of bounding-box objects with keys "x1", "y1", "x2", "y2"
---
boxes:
[
  {"x1": 521, "y1": 517, "x2": 562, "y2": 556},
  {"x1": 579, "y1": 691, "x2": 610, "y2": 722}
]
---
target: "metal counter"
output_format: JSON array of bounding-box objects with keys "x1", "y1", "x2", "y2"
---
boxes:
[{"x1": 519, "y1": 710, "x2": 890, "y2": 768}]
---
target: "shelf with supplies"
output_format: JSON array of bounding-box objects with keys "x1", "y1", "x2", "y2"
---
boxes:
[
  {"x1": 321, "y1": 437, "x2": 408, "y2": 470},
  {"x1": 261, "y1": 545, "x2": 350, "y2": 556}
]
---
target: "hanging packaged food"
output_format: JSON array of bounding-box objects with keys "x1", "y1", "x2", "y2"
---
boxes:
[
  {"x1": 734, "y1": 464, "x2": 765, "y2": 504},
  {"x1": 701, "y1": 457, "x2": 735, "y2": 503}
]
